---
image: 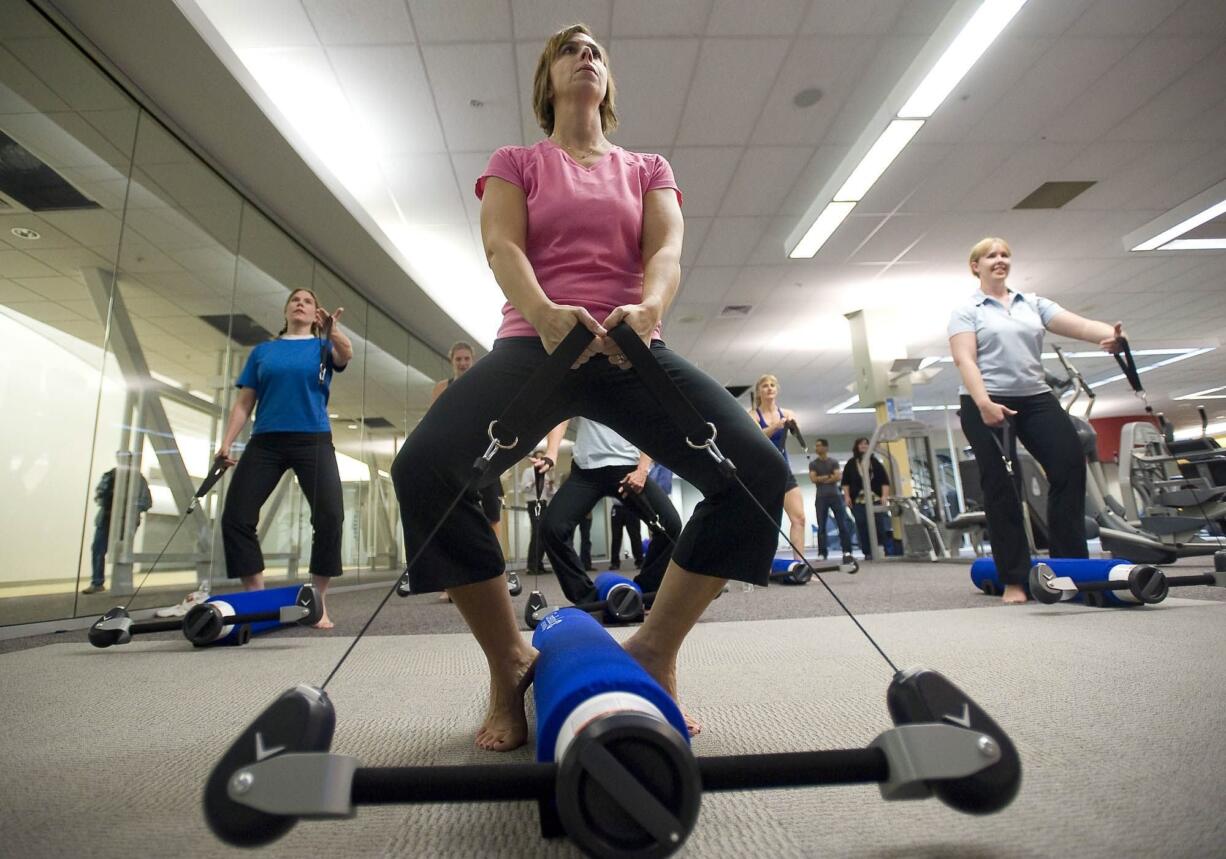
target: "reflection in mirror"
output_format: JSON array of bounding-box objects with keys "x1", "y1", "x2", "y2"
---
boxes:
[
  {"x1": 87, "y1": 111, "x2": 244, "y2": 615},
  {"x1": 311, "y1": 264, "x2": 367, "y2": 580},
  {"x1": 223, "y1": 205, "x2": 319, "y2": 589},
  {"x1": 363, "y1": 306, "x2": 407, "y2": 578},
  {"x1": 0, "y1": 0, "x2": 141, "y2": 626}
]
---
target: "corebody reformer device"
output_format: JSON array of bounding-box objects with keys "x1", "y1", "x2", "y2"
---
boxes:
[{"x1": 203, "y1": 325, "x2": 1022, "y2": 858}]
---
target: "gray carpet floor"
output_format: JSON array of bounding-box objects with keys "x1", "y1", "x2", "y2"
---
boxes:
[{"x1": 1, "y1": 567, "x2": 1224, "y2": 858}]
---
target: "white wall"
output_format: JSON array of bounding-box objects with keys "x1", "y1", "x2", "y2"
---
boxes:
[{"x1": 0, "y1": 310, "x2": 123, "y2": 583}]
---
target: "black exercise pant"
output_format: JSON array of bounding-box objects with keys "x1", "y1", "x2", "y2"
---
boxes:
[
  {"x1": 578, "y1": 513, "x2": 592, "y2": 570},
  {"x1": 221, "y1": 432, "x2": 344, "y2": 579},
  {"x1": 960, "y1": 393, "x2": 1087, "y2": 585},
  {"x1": 814, "y1": 493, "x2": 851, "y2": 556},
  {"x1": 391, "y1": 338, "x2": 788, "y2": 593},
  {"x1": 542, "y1": 464, "x2": 682, "y2": 604},
  {"x1": 609, "y1": 501, "x2": 644, "y2": 565}
]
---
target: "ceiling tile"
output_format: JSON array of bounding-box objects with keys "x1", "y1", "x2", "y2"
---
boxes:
[
  {"x1": 670, "y1": 147, "x2": 742, "y2": 217},
  {"x1": 1041, "y1": 37, "x2": 1221, "y2": 143},
  {"x1": 751, "y1": 35, "x2": 878, "y2": 146},
  {"x1": 961, "y1": 36, "x2": 1135, "y2": 143},
  {"x1": 706, "y1": 0, "x2": 809, "y2": 36},
  {"x1": 800, "y1": 0, "x2": 904, "y2": 35},
  {"x1": 510, "y1": 1, "x2": 614, "y2": 41},
  {"x1": 409, "y1": 0, "x2": 512, "y2": 42},
  {"x1": 328, "y1": 45, "x2": 446, "y2": 155},
  {"x1": 611, "y1": 0, "x2": 714, "y2": 36},
  {"x1": 303, "y1": 0, "x2": 415, "y2": 45},
  {"x1": 715, "y1": 145, "x2": 814, "y2": 215},
  {"x1": 422, "y1": 43, "x2": 522, "y2": 152},
  {"x1": 605, "y1": 38, "x2": 701, "y2": 148},
  {"x1": 692, "y1": 217, "x2": 769, "y2": 266},
  {"x1": 675, "y1": 38, "x2": 790, "y2": 146},
  {"x1": 1068, "y1": 0, "x2": 1187, "y2": 36},
  {"x1": 195, "y1": 0, "x2": 320, "y2": 48}
]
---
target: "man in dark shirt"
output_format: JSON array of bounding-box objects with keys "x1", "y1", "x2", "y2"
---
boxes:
[
  {"x1": 83, "y1": 463, "x2": 152, "y2": 594},
  {"x1": 808, "y1": 438, "x2": 852, "y2": 563},
  {"x1": 841, "y1": 437, "x2": 895, "y2": 560}
]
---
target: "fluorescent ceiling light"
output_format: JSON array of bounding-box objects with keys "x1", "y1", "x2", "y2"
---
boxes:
[
  {"x1": 1159, "y1": 238, "x2": 1226, "y2": 251},
  {"x1": 1086, "y1": 347, "x2": 1214, "y2": 389},
  {"x1": 1175, "y1": 385, "x2": 1226, "y2": 400},
  {"x1": 898, "y1": 0, "x2": 1029, "y2": 118},
  {"x1": 1132, "y1": 198, "x2": 1226, "y2": 251},
  {"x1": 834, "y1": 120, "x2": 924, "y2": 201},
  {"x1": 789, "y1": 201, "x2": 856, "y2": 259},
  {"x1": 1174, "y1": 422, "x2": 1226, "y2": 440}
]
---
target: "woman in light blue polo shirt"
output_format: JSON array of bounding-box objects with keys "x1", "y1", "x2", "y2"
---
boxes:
[
  {"x1": 215, "y1": 287, "x2": 353, "y2": 628},
  {"x1": 949, "y1": 237, "x2": 1125, "y2": 604}
]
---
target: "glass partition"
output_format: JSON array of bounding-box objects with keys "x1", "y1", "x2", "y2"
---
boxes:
[
  {"x1": 0, "y1": 0, "x2": 139, "y2": 624},
  {"x1": 0, "y1": 0, "x2": 448, "y2": 627},
  {"x1": 94, "y1": 111, "x2": 243, "y2": 612}
]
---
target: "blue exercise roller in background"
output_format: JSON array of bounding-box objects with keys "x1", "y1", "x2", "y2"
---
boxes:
[
  {"x1": 592, "y1": 571, "x2": 645, "y2": 623},
  {"x1": 191, "y1": 585, "x2": 313, "y2": 646},
  {"x1": 971, "y1": 558, "x2": 1143, "y2": 606}
]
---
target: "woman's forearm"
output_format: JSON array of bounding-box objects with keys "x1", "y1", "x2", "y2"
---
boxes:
[
  {"x1": 487, "y1": 240, "x2": 554, "y2": 327},
  {"x1": 640, "y1": 245, "x2": 681, "y2": 320},
  {"x1": 220, "y1": 404, "x2": 252, "y2": 450},
  {"x1": 330, "y1": 327, "x2": 354, "y2": 365}
]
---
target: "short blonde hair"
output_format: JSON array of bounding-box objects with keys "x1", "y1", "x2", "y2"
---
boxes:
[
  {"x1": 968, "y1": 237, "x2": 1011, "y2": 278},
  {"x1": 532, "y1": 24, "x2": 618, "y2": 136}
]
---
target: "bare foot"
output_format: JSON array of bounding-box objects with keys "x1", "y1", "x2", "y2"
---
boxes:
[
  {"x1": 1002, "y1": 584, "x2": 1028, "y2": 605},
  {"x1": 311, "y1": 614, "x2": 335, "y2": 629},
  {"x1": 621, "y1": 637, "x2": 701, "y2": 737},
  {"x1": 438, "y1": 592, "x2": 453, "y2": 603},
  {"x1": 475, "y1": 648, "x2": 537, "y2": 752}
]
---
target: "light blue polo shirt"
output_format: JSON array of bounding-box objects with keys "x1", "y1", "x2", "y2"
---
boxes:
[
  {"x1": 948, "y1": 289, "x2": 1064, "y2": 397},
  {"x1": 572, "y1": 418, "x2": 640, "y2": 469}
]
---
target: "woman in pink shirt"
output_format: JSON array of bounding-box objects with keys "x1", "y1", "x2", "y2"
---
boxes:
[{"x1": 391, "y1": 24, "x2": 788, "y2": 752}]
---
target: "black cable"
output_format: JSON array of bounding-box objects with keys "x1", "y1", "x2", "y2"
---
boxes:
[
  {"x1": 607, "y1": 325, "x2": 901, "y2": 676},
  {"x1": 317, "y1": 325, "x2": 593, "y2": 690},
  {"x1": 118, "y1": 462, "x2": 226, "y2": 612}
]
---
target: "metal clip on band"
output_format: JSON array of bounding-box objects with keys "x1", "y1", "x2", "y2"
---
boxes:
[
  {"x1": 606, "y1": 324, "x2": 737, "y2": 481},
  {"x1": 469, "y1": 325, "x2": 596, "y2": 478}
]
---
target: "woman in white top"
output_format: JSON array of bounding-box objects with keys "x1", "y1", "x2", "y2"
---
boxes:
[{"x1": 949, "y1": 237, "x2": 1125, "y2": 604}]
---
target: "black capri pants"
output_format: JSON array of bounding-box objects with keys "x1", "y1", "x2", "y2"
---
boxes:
[
  {"x1": 221, "y1": 432, "x2": 345, "y2": 579},
  {"x1": 391, "y1": 337, "x2": 789, "y2": 594},
  {"x1": 960, "y1": 392, "x2": 1087, "y2": 586}
]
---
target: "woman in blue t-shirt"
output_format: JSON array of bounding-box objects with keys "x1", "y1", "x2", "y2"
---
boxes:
[
  {"x1": 216, "y1": 287, "x2": 353, "y2": 628},
  {"x1": 949, "y1": 237, "x2": 1125, "y2": 604}
]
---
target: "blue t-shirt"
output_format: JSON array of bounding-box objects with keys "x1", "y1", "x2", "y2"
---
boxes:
[{"x1": 236, "y1": 337, "x2": 345, "y2": 434}]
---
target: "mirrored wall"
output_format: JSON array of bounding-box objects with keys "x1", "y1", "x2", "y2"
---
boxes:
[{"x1": 0, "y1": 0, "x2": 444, "y2": 626}]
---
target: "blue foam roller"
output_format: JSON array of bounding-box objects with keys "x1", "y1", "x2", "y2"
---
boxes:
[
  {"x1": 971, "y1": 558, "x2": 1140, "y2": 606},
  {"x1": 205, "y1": 585, "x2": 304, "y2": 646},
  {"x1": 532, "y1": 608, "x2": 687, "y2": 764},
  {"x1": 594, "y1": 572, "x2": 641, "y2": 601}
]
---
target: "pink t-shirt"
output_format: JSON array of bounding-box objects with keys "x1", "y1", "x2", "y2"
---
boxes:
[{"x1": 475, "y1": 139, "x2": 682, "y2": 339}]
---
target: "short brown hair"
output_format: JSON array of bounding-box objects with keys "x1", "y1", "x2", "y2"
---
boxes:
[
  {"x1": 532, "y1": 24, "x2": 618, "y2": 136},
  {"x1": 968, "y1": 237, "x2": 1011, "y2": 278}
]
